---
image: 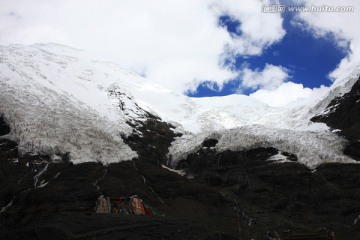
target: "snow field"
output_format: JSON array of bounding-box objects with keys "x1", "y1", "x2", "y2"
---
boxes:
[
  {"x1": 1, "y1": 43, "x2": 359, "y2": 167},
  {"x1": 169, "y1": 125, "x2": 357, "y2": 169}
]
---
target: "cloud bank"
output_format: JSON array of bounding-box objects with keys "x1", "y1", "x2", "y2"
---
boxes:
[
  {"x1": 249, "y1": 0, "x2": 360, "y2": 107},
  {"x1": 0, "y1": 0, "x2": 284, "y2": 92},
  {"x1": 250, "y1": 82, "x2": 329, "y2": 108},
  {"x1": 291, "y1": 0, "x2": 360, "y2": 81},
  {"x1": 0, "y1": 0, "x2": 359, "y2": 108},
  {"x1": 242, "y1": 64, "x2": 289, "y2": 90}
]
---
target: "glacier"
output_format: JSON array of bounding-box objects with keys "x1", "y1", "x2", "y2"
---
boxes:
[{"x1": 0, "y1": 43, "x2": 359, "y2": 168}]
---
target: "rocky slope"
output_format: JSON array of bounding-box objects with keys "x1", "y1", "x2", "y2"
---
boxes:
[
  {"x1": 312, "y1": 77, "x2": 360, "y2": 160},
  {"x1": 1, "y1": 115, "x2": 360, "y2": 239},
  {"x1": 1, "y1": 43, "x2": 353, "y2": 168}
]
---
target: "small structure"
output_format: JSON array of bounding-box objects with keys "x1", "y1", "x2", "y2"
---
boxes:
[
  {"x1": 131, "y1": 196, "x2": 146, "y2": 215},
  {"x1": 110, "y1": 196, "x2": 131, "y2": 214},
  {"x1": 95, "y1": 195, "x2": 160, "y2": 216},
  {"x1": 95, "y1": 195, "x2": 111, "y2": 213}
]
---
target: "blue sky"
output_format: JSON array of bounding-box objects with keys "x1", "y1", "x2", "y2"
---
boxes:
[{"x1": 188, "y1": 11, "x2": 349, "y2": 97}]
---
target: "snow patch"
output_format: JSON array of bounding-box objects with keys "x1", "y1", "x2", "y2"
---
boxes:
[
  {"x1": 34, "y1": 163, "x2": 49, "y2": 188},
  {"x1": 354, "y1": 214, "x2": 360, "y2": 225},
  {"x1": 267, "y1": 151, "x2": 290, "y2": 163},
  {"x1": 161, "y1": 164, "x2": 186, "y2": 176},
  {"x1": 0, "y1": 197, "x2": 15, "y2": 214}
]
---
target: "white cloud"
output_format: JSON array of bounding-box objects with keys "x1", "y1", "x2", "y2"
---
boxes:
[
  {"x1": 250, "y1": 82, "x2": 329, "y2": 107},
  {"x1": 291, "y1": 0, "x2": 360, "y2": 81},
  {"x1": 244, "y1": 0, "x2": 360, "y2": 107},
  {"x1": 242, "y1": 64, "x2": 289, "y2": 90},
  {"x1": 212, "y1": 0, "x2": 285, "y2": 56},
  {"x1": 0, "y1": 0, "x2": 285, "y2": 93}
]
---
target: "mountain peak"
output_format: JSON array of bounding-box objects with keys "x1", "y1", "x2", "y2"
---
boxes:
[{"x1": 0, "y1": 43, "x2": 359, "y2": 168}]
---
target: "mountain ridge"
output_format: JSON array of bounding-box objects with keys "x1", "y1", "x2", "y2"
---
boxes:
[
  {"x1": 0, "y1": 43, "x2": 358, "y2": 168},
  {"x1": 1, "y1": 43, "x2": 360, "y2": 240}
]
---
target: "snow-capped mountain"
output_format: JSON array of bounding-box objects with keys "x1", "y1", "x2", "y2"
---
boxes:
[
  {"x1": 1, "y1": 43, "x2": 360, "y2": 240},
  {"x1": 0, "y1": 43, "x2": 359, "y2": 168}
]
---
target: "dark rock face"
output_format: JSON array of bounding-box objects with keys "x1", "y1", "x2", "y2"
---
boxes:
[
  {"x1": 175, "y1": 139, "x2": 360, "y2": 239},
  {"x1": 311, "y1": 77, "x2": 360, "y2": 140},
  {"x1": 311, "y1": 77, "x2": 360, "y2": 160},
  {"x1": 0, "y1": 115, "x2": 10, "y2": 135},
  {"x1": 122, "y1": 112, "x2": 181, "y2": 166},
  {"x1": 109, "y1": 86, "x2": 181, "y2": 166},
  {"x1": 0, "y1": 115, "x2": 237, "y2": 239},
  {"x1": 1, "y1": 114, "x2": 360, "y2": 239},
  {"x1": 344, "y1": 141, "x2": 360, "y2": 160}
]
